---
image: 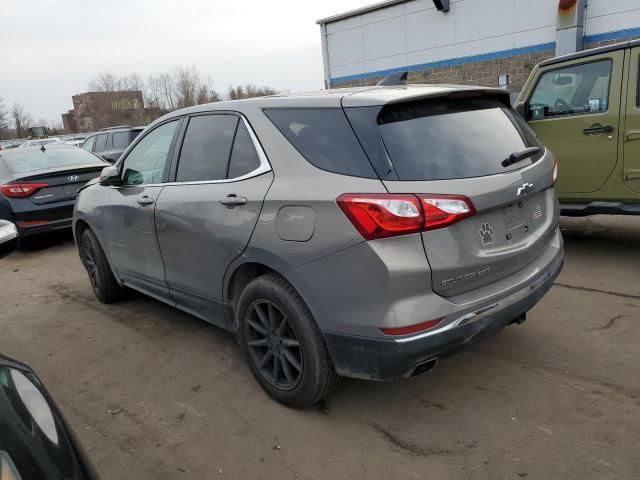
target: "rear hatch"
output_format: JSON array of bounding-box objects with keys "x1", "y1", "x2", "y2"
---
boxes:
[{"x1": 345, "y1": 91, "x2": 557, "y2": 297}]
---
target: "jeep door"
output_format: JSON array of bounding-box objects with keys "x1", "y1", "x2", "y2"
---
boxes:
[
  {"x1": 99, "y1": 119, "x2": 181, "y2": 299},
  {"x1": 623, "y1": 45, "x2": 640, "y2": 193},
  {"x1": 524, "y1": 50, "x2": 624, "y2": 195},
  {"x1": 155, "y1": 113, "x2": 272, "y2": 327}
]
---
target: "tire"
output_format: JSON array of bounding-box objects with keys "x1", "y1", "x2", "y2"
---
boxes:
[
  {"x1": 237, "y1": 273, "x2": 339, "y2": 408},
  {"x1": 80, "y1": 229, "x2": 125, "y2": 304}
]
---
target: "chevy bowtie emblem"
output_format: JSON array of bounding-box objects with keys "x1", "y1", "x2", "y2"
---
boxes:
[
  {"x1": 68, "y1": 175, "x2": 80, "y2": 182},
  {"x1": 517, "y1": 182, "x2": 535, "y2": 197}
]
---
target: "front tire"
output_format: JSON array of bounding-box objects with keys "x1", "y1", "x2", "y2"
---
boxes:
[
  {"x1": 237, "y1": 273, "x2": 339, "y2": 408},
  {"x1": 80, "y1": 229, "x2": 124, "y2": 304}
]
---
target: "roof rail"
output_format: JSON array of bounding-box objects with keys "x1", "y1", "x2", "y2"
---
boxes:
[
  {"x1": 377, "y1": 71, "x2": 408, "y2": 86},
  {"x1": 99, "y1": 125, "x2": 134, "y2": 131}
]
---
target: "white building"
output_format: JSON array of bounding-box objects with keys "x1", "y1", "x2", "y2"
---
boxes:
[{"x1": 317, "y1": 0, "x2": 640, "y2": 93}]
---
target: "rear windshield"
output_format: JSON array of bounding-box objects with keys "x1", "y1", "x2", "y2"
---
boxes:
[
  {"x1": 376, "y1": 98, "x2": 541, "y2": 181},
  {"x1": 112, "y1": 130, "x2": 141, "y2": 148},
  {"x1": 1, "y1": 148, "x2": 101, "y2": 174}
]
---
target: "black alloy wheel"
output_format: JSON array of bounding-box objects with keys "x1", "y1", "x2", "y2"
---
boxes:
[
  {"x1": 82, "y1": 234, "x2": 101, "y2": 296},
  {"x1": 245, "y1": 299, "x2": 303, "y2": 390}
]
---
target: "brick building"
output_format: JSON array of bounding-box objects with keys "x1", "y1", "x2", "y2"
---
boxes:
[
  {"x1": 317, "y1": 0, "x2": 640, "y2": 98},
  {"x1": 62, "y1": 91, "x2": 161, "y2": 132}
]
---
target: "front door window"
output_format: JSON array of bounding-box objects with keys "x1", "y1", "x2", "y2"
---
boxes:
[{"x1": 121, "y1": 120, "x2": 179, "y2": 185}]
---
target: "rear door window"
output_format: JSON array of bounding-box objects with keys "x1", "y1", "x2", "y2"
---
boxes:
[
  {"x1": 375, "y1": 98, "x2": 538, "y2": 181},
  {"x1": 264, "y1": 108, "x2": 376, "y2": 178},
  {"x1": 112, "y1": 131, "x2": 139, "y2": 149},
  {"x1": 176, "y1": 115, "x2": 238, "y2": 182},
  {"x1": 529, "y1": 60, "x2": 612, "y2": 119}
]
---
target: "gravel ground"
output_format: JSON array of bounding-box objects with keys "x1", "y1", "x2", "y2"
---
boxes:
[{"x1": 1, "y1": 215, "x2": 638, "y2": 480}]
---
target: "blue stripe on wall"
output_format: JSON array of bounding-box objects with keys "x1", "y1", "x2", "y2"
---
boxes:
[
  {"x1": 584, "y1": 27, "x2": 640, "y2": 44},
  {"x1": 330, "y1": 42, "x2": 556, "y2": 85},
  {"x1": 330, "y1": 25, "x2": 640, "y2": 86}
]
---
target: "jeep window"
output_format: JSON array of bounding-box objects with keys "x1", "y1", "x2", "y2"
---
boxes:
[
  {"x1": 264, "y1": 108, "x2": 376, "y2": 178},
  {"x1": 528, "y1": 60, "x2": 612, "y2": 120},
  {"x1": 228, "y1": 121, "x2": 261, "y2": 178},
  {"x1": 121, "y1": 120, "x2": 179, "y2": 185},
  {"x1": 375, "y1": 98, "x2": 540, "y2": 181},
  {"x1": 176, "y1": 114, "x2": 238, "y2": 182}
]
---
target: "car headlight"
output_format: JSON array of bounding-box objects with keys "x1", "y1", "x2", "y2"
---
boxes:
[{"x1": 0, "y1": 451, "x2": 22, "y2": 480}]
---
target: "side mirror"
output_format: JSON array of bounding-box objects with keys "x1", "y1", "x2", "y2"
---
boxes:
[
  {"x1": 99, "y1": 165, "x2": 121, "y2": 186},
  {"x1": 0, "y1": 220, "x2": 19, "y2": 260},
  {"x1": 514, "y1": 101, "x2": 529, "y2": 121}
]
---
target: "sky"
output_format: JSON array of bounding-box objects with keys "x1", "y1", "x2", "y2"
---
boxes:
[{"x1": 0, "y1": 0, "x2": 368, "y2": 125}]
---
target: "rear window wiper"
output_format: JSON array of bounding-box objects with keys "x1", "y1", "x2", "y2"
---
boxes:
[{"x1": 501, "y1": 147, "x2": 542, "y2": 168}]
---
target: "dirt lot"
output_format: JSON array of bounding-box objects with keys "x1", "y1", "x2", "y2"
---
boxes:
[{"x1": 1, "y1": 216, "x2": 639, "y2": 480}]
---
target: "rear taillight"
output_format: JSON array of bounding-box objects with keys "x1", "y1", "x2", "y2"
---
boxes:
[
  {"x1": 0, "y1": 183, "x2": 48, "y2": 198},
  {"x1": 337, "y1": 193, "x2": 475, "y2": 240},
  {"x1": 336, "y1": 194, "x2": 423, "y2": 240},
  {"x1": 419, "y1": 195, "x2": 475, "y2": 231}
]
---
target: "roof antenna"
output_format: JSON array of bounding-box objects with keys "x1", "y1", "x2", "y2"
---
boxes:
[
  {"x1": 40, "y1": 145, "x2": 46, "y2": 152},
  {"x1": 376, "y1": 71, "x2": 408, "y2": 86}
]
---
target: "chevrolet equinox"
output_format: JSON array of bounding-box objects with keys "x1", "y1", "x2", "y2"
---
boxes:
[{"x1": 74, "y1": 84, "x2": 564, "y2": 407}]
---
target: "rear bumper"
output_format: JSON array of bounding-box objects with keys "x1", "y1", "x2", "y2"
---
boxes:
[
  {"x1": 7, "y1": 200, "x2": 75, "y2": 237},
  {"x1": 17, "y1": 217, "x2": 72, "y2": 237},
  {"x1": 561, "y1": 201, "x2": 640, "y2": 216},
  {"x1": 324, "y1": 249, "x2": 564, "y2": 381}
]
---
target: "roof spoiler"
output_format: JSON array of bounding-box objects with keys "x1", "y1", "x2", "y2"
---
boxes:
[{"x1": 377, "y1": 71, "x2": 408, "y2": 86}]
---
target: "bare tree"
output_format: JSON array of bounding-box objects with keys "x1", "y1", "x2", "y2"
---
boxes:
[
  {"x1": 89, "y1": 72, "x2": 119, "y2": 92},
  {"x1": 0, "y1": 97, "x2": 7, "y2": 129},
  {"x1": 120, "y1": 73, "x2": 145, "y2": 91},
  {"x1": 174, "y1": 66, "x2": 201, "y2": 108},
  {"x1": 145, "y1": 74, "x2": 164, "y2": 110},
  {"x1": 227, "y1": 84, "x2": 278, "y2": 100},
  {"x1": 11, "y1": 102, "x2": 32, "y2": 138},
  {"x1": 158, "y1": 73, "x2": 177, "y2": 111}
]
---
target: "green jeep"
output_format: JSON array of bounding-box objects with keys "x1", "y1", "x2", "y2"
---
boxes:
[{"x1": 516, "y1": 39, "x2": 640, "y2": 216}]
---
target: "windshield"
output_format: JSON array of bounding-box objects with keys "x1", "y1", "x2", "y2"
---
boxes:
[{"x1": 1, "y1": 147, "x2": 102, "y2": 173}]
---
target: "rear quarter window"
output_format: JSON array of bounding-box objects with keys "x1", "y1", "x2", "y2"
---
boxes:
[{"x1": 264, "y1": 108, "x2": 377, "y2": 178}]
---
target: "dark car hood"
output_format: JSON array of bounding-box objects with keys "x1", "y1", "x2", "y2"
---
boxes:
[{"x1": 0, "y1": 353, "x2": 100, "y2": 479}]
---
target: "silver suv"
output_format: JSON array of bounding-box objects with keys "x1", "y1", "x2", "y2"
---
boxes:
[{"x1": 73, "y1": 85, "x2": 564, "y2": 407}]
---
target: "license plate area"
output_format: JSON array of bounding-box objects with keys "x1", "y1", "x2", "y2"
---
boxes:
[{"x1": 501, "y1": 202, "x2": 528, "y2": 243}]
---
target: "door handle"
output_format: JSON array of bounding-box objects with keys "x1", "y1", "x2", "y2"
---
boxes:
[
  {"x1": 583, "y1": 125, "x2": 614, "y2": 135},
  {"x1": 625, "y1": 129, "x2": 640, "y2": 142},
  {"x1": 220, "y1": 195, "x2": 247, "y2": 207},
  {"x1": 137, "y1": 196, "x2": 155, "y2": 206}
]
